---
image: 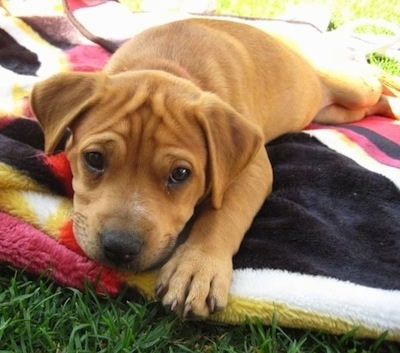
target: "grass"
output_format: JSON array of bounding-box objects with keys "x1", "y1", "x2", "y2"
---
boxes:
[
  {"x1": 1, "y1": 0, "x2": 400, "y2": 352},
  {"x1": 1, "y1": 265, "x2": 399, "y2": 353},
  {"x1": 216, "y1": 0, "x2": 400, "y2": 29},
  {"x1": 122, "y1": 0, "x2": 400, "y2": 75},
  {"x1": 122, "y1": 0, "x2": 400, "y2": 29}
]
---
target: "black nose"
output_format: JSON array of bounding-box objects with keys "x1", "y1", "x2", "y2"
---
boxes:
[{"x1": 99, "y1": 230, "x2": 143, "y2": 266}]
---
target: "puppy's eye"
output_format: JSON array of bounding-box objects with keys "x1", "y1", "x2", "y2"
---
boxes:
[
  {"x1": 168, "y1": 167, "x2": 191, "y2": 185},
  {"x1": 83, "y1": 151, "x2": 105, "y2": 173}
]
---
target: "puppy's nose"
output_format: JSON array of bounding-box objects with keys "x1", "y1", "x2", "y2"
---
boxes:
[{"x1": 100, "y1": 230, "x2": 143, "y2": 266}]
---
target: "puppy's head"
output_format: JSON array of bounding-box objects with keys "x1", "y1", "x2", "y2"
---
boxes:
[{"x1": 30, "y1": 71, "x2": 263, "y2": 271}]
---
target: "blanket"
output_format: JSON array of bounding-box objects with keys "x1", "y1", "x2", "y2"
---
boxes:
[{"x1": 0, "y1": 1, "x2": 400, "y2": 342}]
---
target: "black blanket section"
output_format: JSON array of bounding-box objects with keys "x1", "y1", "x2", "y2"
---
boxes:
[{"x1": 238, "y1": 133, "x2": 400, "y2": 291}]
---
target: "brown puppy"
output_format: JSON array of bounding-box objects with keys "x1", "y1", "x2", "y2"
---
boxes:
[{"x1": 30, "y1": 18, "x2": 400, "y2": 318}]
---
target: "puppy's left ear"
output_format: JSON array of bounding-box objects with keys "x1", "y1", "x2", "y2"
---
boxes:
[
  {"x1": 30, "y1": 72, "x2": 106, "y2": 153},
  {"x1": 196, "y1": 95, "x2": 264, "y2": 209}
]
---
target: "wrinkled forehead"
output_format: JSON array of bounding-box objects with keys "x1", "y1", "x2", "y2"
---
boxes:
[
  {"x1": 68, "y1": 89, "x2": 206, "y2": 158},
  {"x1": 74, "y1": 71, "x2": 203, "y2": 129},
  {"x1": 103, "y1": 70, "x2": 204, "y2": 111}
]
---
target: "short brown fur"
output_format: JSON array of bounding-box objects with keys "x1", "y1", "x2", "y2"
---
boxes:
[{"x1": 30, "y1": 19, "x2": 400, "y2": 318}]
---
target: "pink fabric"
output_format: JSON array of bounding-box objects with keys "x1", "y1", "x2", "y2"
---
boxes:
[
  {"x1": 0, "y1": 211, "x2": 121, "y2": 295},
  {"x1": 66, "y1": 0, "x2": 109, "y2": 11},
  {"x1": 308, "y1": 116, "x2": 400, "y2": 168},
  {"x1": 349, "y1": 116, "x2": 400, "y2": 144},
  {"x1": 65, "y1": 45, "x2": 110, "y2": 72}
]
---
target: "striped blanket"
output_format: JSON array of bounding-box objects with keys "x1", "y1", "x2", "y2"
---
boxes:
[{"x1": 0, "y1": 1, "x2": 399, "y2": 341}]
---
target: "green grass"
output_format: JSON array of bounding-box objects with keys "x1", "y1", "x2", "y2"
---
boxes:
[
  {"x1": 122, "y1": 0, "x2": 400, "y2": 29},
  {"x1": 2, "y1": 1, "x2": 400, "y2": 352},
  {"x1": 1, "y1": 265, "x2": 399, "y2": 353},
  {"x1": 122, "y1": 0, "x2": 400, "y2": 75},
  {"x1": 216, "y1": 0, "x2": 400, "y2": 28}
]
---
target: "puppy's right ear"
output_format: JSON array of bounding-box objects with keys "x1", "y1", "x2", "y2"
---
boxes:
[{"x1": 30, "y1": 72, "x2": 106, "y2": 153}]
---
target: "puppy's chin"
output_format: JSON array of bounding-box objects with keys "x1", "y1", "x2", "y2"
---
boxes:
[{"x1": 131, "y1": 213, "x2": 197, "y2": 272}]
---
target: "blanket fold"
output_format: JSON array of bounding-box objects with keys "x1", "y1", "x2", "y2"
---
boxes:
[{"x1": 0, "y1": 2, "x2": 399, "y2": 341}]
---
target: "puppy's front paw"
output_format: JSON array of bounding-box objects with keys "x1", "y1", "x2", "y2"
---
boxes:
[{"x1": 155, "y1": 245, "x2": 232, "y2": 319}]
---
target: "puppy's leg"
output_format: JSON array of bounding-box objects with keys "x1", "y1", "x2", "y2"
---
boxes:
[
  {"x1": 316, "y1": 94, "x2": 400, "y2": 124},
  {"x1": 315, "y1": 63, "x2": 400, "y2": 124},
  {"x1": 156, "y1": 149, "x2": 273, "y2": 318}
]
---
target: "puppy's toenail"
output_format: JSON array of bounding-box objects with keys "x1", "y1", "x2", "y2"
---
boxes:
[
  {"x1": 207, "y1": 297, "x2": 217, "y2": 314},
  {"x1": 155, "y1": 284, "x2": 166, "y2": 298},
  {"x1": 183, "y1": 304, "x2": 192, "y2": 318},
  {"x1": 170, "y1": 299, "x2": 178, "y2": 312}
]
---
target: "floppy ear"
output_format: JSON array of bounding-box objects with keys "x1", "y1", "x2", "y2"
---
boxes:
[
  {"x1": 196, "y1": 95, "x2": 264, "y2": 209},
  {"x1": 30, "y1": 72, "x2": 106, "y2": 153}
]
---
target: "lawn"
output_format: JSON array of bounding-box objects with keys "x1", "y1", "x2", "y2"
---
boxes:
[
  {"x1": 1, "y1": 0, "x2": 400, "y2": 352},
  {"x1": 1, "y1": 265, "x2": 399, "y2": 353}
]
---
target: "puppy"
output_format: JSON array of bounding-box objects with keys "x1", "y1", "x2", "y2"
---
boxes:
[{"x1": 30, "y1": 18, "x2": 400, "y2": 318}]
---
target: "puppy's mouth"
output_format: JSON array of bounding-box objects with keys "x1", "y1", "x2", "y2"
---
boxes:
[
  {"x1": 74, "y1": 210, "x2": 197, "y2": 272},
  {"x1": 96, "y1": 219, "x2": 194, "y2": 272},
  {"x1": 144, "y1": 219, "x2": 194, "y2": 271}
]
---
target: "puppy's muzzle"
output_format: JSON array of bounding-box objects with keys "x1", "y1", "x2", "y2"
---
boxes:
[{"x1": 100, "y1": 229, "x2": 143, "y2": 266}]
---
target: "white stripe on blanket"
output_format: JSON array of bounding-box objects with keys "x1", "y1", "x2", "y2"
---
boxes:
[{"x1": 231, "y1": 268, "x2": 400, "y2": 332}]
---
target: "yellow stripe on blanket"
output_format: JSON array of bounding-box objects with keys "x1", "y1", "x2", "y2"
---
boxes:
[
  {"x1": 0, "y1": 164, "x2": 72, "y2": 239},
  {"x1": 117, "y1": 269, "x2": 398, "y2": 341},
  {"x1": 0, "y1": 189, "x2": 71, "y2": 239},
  {"x1": 0, "y1": 163, "x2": 46, "y2": 192},
  {"x1": 211, "y1": 296, "x2": 395, "y2": 341},
  {"x1": 0, "y1": 189, "x2": 43, "y2": 228}
]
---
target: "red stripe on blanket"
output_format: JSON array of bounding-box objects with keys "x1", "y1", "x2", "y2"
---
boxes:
[
  {"x1": 308, "y1": 116, "x2": 400, "y2": 168},
  {"x1": 0, "y1": 212, "x2": 121, "y2": 295},
  {"x1": 0, "y1": 117, "x2": 17, "y2": 128},
  {"x1": 59, "y1": 220, "x2": 86, "y2": 256},
  {"x1": 66, "y1": 45, "x2": 110, "y2": 72},
  {"x1": 342, "y1": 116, "x2": 400, "y2": 144},
  {"x1": 66, "y1": 0, "x2": 101, "y2": 11},
  {"x1": 44, "y1": 153, "x2": 74, "y2": 197}
]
